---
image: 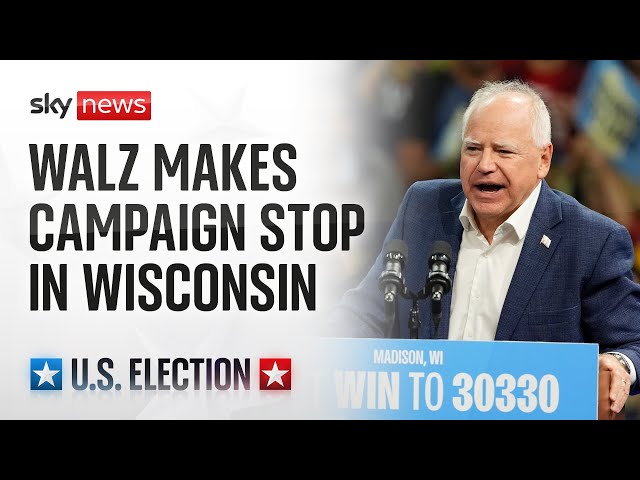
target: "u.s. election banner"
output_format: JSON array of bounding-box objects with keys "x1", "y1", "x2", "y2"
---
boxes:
[{"x1": 0, "y1": 60, "x2": 599, "y2": 419}]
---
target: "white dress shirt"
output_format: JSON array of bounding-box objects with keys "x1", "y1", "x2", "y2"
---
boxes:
[
  {"x1": 449, "y1": 182, "x2": 541, "y2": 341},
  {"x1": 447, "y1": 181, "x2": 637, "y2": 386}
]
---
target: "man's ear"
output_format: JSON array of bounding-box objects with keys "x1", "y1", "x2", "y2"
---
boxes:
[{"x1": 538, "y1": 143, "x2": 553, "y2": 179}]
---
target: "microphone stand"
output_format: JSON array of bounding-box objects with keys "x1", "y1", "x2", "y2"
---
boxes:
[
  {"x1": 408, "y1": 295, "x2": 421, "y2": 339},
  {"x1": 407, "y1": 273, "x2": 448, "y2": 339},
  {"x1": 381, "y1": 241, "x2": 452, "y2": 340},
  {"x1": 395, "y1": 284, "x2": 423, "y2": 339},
  {"x1": 380, "y1": 276, "x2": 422, "y2": 339},
  {"x1": 379, "y1": 253, "x2": 450, "y2": 340},
  {"x1": 431, "y1": 293, "x2": 442, "y2": 338}
]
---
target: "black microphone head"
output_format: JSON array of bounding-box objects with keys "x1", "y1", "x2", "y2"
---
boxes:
[
  {"x1": 429, "y1": 240, "x2": 452, "y2": 267},
  {"x1": 384, "y1": 239, "x2": 408, "y2": 267}
]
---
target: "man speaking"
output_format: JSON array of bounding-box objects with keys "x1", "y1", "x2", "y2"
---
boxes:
[{"x1": 329, "y1": 79, "x2": 640, "y2": 415}]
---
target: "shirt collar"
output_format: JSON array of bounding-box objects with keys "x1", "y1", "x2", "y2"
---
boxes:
[{"x1": 459, "y1": 181, "x2": 542, "y2": 241}]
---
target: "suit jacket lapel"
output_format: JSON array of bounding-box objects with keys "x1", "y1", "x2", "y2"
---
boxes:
[
  {"x1": 494, "y1": 181, "x2": 563, "y2": 340},
  {"x1": 437, "y1": 190, "x2": 465, "y2": 339}
]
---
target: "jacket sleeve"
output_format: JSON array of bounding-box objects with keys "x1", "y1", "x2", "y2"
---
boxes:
[{"x1": 582, "y1": 222, "x2": 640, "y2": 394}]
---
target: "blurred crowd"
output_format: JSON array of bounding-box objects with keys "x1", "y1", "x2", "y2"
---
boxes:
[
  {"x1": 347, "y1": 60, "x2": 640, "y2": 283},
  {"x1": 341, "y1": 60, "x2": 640, "y2": 418}
]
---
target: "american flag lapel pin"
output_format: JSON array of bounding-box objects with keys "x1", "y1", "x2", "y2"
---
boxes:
[{"x1": 540, "y1": 234, "x2": 551, "y2": 248}]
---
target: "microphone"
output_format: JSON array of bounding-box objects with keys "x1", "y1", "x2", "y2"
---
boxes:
[
  {"x1": 426, "y1": 240, "x2": 452, "y2": 317},
  {"x1": 428, "y1": 240, "x2": 452, "y2": 301},
  {"x1": 378, "y1": 239, "x2": 408, "y2": 304}
]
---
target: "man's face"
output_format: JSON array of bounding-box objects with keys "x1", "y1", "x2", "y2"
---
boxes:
[{"x1": 460, "y1": 94, "x2": 551, "y2": 229}]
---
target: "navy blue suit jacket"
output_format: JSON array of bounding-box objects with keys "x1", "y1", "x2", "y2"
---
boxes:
[{"x1": 331, "y1": 179, "x2": 640, "y2": 394}]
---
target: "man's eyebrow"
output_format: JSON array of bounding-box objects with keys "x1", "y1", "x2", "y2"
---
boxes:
[
  {"x1": 493, "y1": 142, "x2": 518, "y2": 150},
  {"x1": 462, "y1": 138, "x2": 519, "y2": 149}
]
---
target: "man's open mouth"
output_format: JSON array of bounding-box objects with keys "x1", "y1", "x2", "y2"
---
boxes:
[{"x1": 476, "y1": 184, "x2": 504, "y2": 192}]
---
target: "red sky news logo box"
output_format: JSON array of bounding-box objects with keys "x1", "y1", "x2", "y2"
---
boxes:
[{"x1": 77, "y1": 91, "x2": 151, "y2": 120}]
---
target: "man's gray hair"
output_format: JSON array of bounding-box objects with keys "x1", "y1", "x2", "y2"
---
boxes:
[{"x1": 461, "y1": 79, "x2": 552, "y2": 148}]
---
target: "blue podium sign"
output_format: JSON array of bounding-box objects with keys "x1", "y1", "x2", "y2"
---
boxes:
[{"x1": 318, "y1": 338, "x2": 598, "y2": 420}]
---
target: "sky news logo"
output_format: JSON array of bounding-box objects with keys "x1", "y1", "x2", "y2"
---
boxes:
[
  {"x1": 30, "y1": 91, "x2": 151, "y2": 120},
  {"x1": 29, "y1": 356, "x2": 292, "y2": 391}
]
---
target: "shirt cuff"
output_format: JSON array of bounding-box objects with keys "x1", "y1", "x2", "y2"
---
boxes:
[{"x1": 611, "y1": 352, "x2": 637, "y2": 386}]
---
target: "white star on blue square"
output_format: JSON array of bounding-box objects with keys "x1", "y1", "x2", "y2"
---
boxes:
[{"x1": 31, "y1": 358, "x2": 62, "y2": 390}]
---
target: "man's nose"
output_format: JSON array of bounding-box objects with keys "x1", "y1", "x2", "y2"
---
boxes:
[{"x1": 477, "y1": 149, "x2": 497, "y2": 173}]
